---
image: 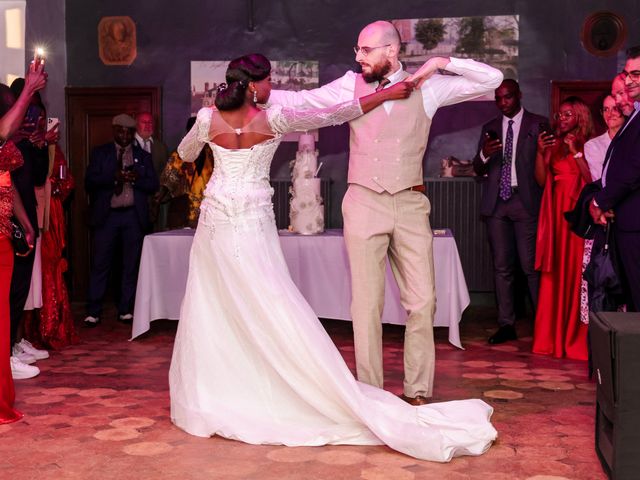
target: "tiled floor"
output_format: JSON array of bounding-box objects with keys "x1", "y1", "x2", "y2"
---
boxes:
[{"x1": 1, "y1": 305, "x2": 606, "y2": 480}]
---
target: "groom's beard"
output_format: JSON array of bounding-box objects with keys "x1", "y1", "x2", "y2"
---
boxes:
[{"x1": 361, "y1": 59, "x2": 392, "y2": 84}]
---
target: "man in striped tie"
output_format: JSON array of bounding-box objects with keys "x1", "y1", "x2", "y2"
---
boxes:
[{"x1": 473, "y1": 80, "x2": 549, "y2": 344}]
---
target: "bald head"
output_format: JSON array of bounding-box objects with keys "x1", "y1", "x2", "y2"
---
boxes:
[
  {"x1": 136, "y1": 111, "x2": 154, "y2": 140},
  {"x1": 356, "y1": 21, "x2": 401, "y2": 82},
  {"x1": 359, "y1": 21, "x2": 401, "y2": 49},
  {"x1": 612, "y1": 73, "x2": 634, "y2": 116}
]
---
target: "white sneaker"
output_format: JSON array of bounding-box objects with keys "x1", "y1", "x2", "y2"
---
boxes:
[
  {"x1": 84, "y1": 315, "x2": 100, "y2": 328},
  {"x1": 11, "y1": 345, "x2": 36, "y2": 365},
  {"x1": 17, "y1": 339, "x2": 49, "y2": 360},
  {"x1": 10, "y1": 356, "x2": 40, "y2": 379}
]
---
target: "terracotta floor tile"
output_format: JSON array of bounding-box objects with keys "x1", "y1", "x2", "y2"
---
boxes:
[{"x1": 0, "y1": 305, "x2": 607, "y2": 479}]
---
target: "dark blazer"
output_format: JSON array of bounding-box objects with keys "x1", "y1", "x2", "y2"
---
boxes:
[
  {"x1": 594, "y1": 111, "x2": 640, "y2": 232},
  {"x1": 473, "y1": 110, "x2": 547, "y2": 217},
  {"x1": 134, "y1": 137, "x2": 170, "y2": 178},
  {"x1": 85, "y1": 142, "x2": 159, "y2": 228}
]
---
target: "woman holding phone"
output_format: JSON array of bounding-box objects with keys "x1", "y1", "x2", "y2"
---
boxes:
[
  {"x1": 533, "y1": 96, "x2": 594, "y2": 360},
  {"x1": 0, "y1": 61, "x2": 46, "y2": 423}
]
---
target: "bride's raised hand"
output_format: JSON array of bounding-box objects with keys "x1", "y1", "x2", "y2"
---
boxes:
[{"x1": 382, "y1": 81, "x2": 415, "y2": 100}]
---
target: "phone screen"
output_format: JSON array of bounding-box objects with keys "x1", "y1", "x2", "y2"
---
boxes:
[
  {"x1": 47, "y1": 117, "x2": 60, "y2": 132},
  {"x1": 21, "y1": 105, "x2": 42, "y2": 134}
]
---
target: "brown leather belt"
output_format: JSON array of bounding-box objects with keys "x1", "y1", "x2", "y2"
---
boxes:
[{"x1": 408, "y1": 184, "x2": 426, "y2": 193}]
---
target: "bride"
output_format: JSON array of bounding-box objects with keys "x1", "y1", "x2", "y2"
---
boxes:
[{"x1": 169, "y1": 53, "x2": 497, "y2": 462}]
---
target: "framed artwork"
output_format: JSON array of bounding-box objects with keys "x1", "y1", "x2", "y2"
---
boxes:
[
  {"x1": 581, "y1": 11, "x2": 627, "y2": 58},
  {"x1": 98, "y1": 16, "x2": 137, "y2": 66}
]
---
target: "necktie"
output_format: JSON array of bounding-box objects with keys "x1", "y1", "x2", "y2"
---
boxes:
[
  {"x1": 499, "y1": 120, "x2": 514, "y2": 201},
  {"x1": 375, "y1": 78, "x2": 390, "y2": 92},
  {"x1": 115, "y1": 147, "x2": 125, "y2": 195},
  {"x1": 143, "y1": 139, "x2": 151, "y2": 153}
]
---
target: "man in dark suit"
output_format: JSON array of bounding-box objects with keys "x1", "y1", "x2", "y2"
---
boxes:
[
  {"x1": 134, "y1": 112, "x2": 169, "y2": 231},
  {"x1": 84, "y1": 114, "x2": 159, "y2": 326},
  {"x1": 591, "y1": 46, "x2": 640, "y2": 311},
  {"x1": 473, "y1": 79, "x2": 548, "y2": 343}
]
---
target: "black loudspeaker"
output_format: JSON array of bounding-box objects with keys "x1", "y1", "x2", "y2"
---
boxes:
[{"x1": 589, "y1": 312, "x2": 640, "y2": 480}]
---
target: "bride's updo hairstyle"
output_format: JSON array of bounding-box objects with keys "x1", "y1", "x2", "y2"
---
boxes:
[{"x1": 215, "y1": 53, "x2": 271, "y2": 111}]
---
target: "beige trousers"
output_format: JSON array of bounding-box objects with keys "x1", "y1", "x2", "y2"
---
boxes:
[{"x1": 342, "y1": 184, "x2": 436, "y2": 397}]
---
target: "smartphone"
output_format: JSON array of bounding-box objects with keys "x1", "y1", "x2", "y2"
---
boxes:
[
  {"x1": 47, "y1": 117, "x2": 59, "y2": 132},
  {"x1": 486, "y1": 129, "x2": 499, "y2": 140},
  {"x1": 33, "y1": 48, "x2": 45, "y2": 69},
  {"x1": 20, "y1": 104, "x2": 42, "y2": 135},
  {"x1": 538, "y1": 122, "x2": 551, "y2": 135}
]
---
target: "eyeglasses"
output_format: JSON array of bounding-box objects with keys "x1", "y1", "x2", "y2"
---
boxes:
[
  {"x1": 353, "y1": 44, "x2": 390, "y2": 56},
  {"x1": 621, "y1": 70, "x2": 640, "y2": 82},
  {"x1": 601, "y1": 106, "x2": 622, "y2": 115},
  {"x1": 553, "y1": 111, "x2": 574, "y2": 120}
]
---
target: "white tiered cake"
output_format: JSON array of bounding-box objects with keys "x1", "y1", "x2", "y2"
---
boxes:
[{"x1": 289, "y1": 133, "x2": 324, "y2": 235}]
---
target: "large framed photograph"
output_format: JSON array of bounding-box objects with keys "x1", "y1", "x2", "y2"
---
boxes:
[
  {"x1": 392, "y1": 15, "x2": 519, "y2": 79},
  {"x1": 191, "y1": 60, "x2": 319, "y2": 141}
]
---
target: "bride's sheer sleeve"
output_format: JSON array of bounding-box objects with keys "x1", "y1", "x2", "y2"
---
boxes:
[
  {"x1": 266, "y1": 99, "x2": 363, "y2": 135},
  {"x1": 177, "y1": 108, "x2": 213, "y2": 163}
]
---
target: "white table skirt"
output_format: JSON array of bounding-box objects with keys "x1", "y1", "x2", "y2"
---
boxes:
[{"x1": 132, "y1": 228, "x2": 470, "y2": 347}]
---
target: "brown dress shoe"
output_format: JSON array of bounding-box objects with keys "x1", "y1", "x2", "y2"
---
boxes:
[{"x1": 400, "y1": 394, "x2": 430, "y2": 406}]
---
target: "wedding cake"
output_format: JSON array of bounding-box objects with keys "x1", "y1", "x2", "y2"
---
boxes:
[{"x1": 289, "y1": 132, "x2": 324, "y2": 235}]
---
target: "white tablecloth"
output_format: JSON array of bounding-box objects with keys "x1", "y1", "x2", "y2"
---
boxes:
[{"x1": 132, "y1": 228, "x2": 470, "y2": 347}]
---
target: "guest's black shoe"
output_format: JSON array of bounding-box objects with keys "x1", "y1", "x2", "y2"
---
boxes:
[
  {"x1": 488, "y1": 325, "x2": 517, "y2": 344},
  {"x1": 118, "y1": 313, "x2": 133, "y2": 325}
]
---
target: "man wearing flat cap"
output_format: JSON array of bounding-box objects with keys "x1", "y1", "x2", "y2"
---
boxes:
[{"x1": 84, "y1": 113, "x2": 159, "y2": 327}]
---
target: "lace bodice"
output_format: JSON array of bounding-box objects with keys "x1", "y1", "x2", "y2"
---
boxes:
[{"x1": 177, "y1": 100, "x2": 362, "y2": 226}]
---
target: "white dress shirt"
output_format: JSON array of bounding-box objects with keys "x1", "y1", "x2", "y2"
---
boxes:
[
  {"x1": 268, "y1": 57, "x2": 503, "y2": 120},
  {"x1": 135, "y1": 133, "x2": 153, "y2": 153},
  {"x1": 584, "y1": 131, "x2": 611, "y2": 181},
  {"x1": 479, "y1": 108, "x2": 524, "y2": 187}
]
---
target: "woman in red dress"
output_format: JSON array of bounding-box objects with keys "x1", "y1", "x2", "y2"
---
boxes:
[
  {"x1": 533, "y1": 96, "x2": 594, "y2": 360},
  {"x1": 0, "y1": 63, "x2": 46, "y2": 423},
  {"x1": 0, "y1": 140, "x2": 36, "y2": 423},
  {"x1": 31, "y1": 145, "x2": 77, "y2": 349}
]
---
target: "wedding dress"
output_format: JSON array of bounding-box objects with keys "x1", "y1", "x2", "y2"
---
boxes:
[{"x1": 169, "y1": 100, "x2": 497, "y2": 462}]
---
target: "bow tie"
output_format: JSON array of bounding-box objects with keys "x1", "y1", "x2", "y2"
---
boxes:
[{"x1": 375, "y1": 78, "x2": 390, "y2": 92}]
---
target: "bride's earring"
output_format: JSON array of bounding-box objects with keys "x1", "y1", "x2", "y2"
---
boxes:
[{"x1": 253, "y1": 89, "x2": 258, "y2": 104}]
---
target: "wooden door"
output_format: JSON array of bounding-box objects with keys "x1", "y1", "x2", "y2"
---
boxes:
[{"x1": 65, "y1": 87, "x2": 161, "y2": 301}]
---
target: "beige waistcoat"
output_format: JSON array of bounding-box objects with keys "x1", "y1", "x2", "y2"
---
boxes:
[{"x1": 348, "y1": 72, "x2": 431, "y2": 194}]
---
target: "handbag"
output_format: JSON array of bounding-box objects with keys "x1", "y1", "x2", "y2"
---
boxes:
[{"x1": 10, "y1": 217, "x2": 31, "y2": 256}]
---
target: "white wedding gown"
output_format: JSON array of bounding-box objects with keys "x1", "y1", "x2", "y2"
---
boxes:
[{"x1": 169, "y1": 100, "x2": 497, "y2": 462}]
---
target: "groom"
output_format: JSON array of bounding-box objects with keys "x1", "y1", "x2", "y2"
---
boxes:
[{"x1": 269, "y1": 21, "x2": 502, "y2": 404}]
